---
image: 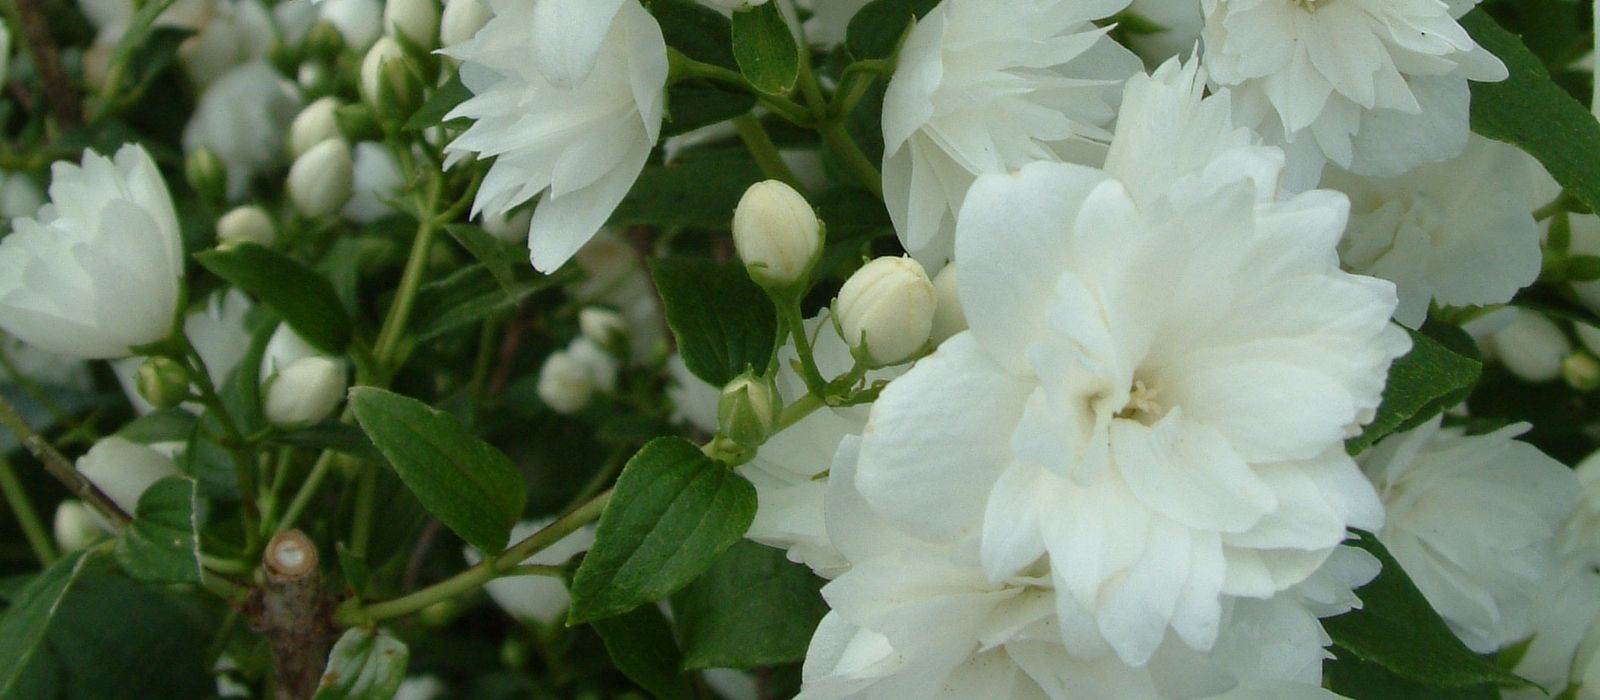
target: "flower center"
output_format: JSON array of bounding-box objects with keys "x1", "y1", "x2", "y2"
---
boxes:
[
  {"x1": 1396, "y1": 193, "x2": 1447, "y2": 246},
  {"x1": 1115, "y1": 379, "x2": 1165, "y2": 424}
]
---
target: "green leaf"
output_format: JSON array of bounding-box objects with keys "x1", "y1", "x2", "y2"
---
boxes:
[
  {"x1": 648, "y1": 258, "x2": 777, "y2": 386},
  {"x1": 650, "y1": 0, "x2": 737, "y2": 69},
  {"x1": 1327, "y1": 654, "x2": 1500, "y2": 700},
  {"x1": 195, "y1": 243, "x2": 352, "y2": 354},
  {"x1": 1347, "y1": 325, "x2": 1481, "y2": 454},
  {"x1": 1463, "y1": 10, "x2": 1600, "y2": 216},
  {"x1": 568, "y1": 438, "x2": 757, "y2": 623},
  {"x1": 671, "y1": 540, "x2": 828, "y2": 670},
  {"x1": 404, "y1": 72, "x2": 471, "y2": 131},
  {"x1": 411, "y1": 264, "x2": 570, "y2": 343},
  {"x1": 611, "y1": 148, "x2": 765, "y2": 230},
  {"x1": 1323, "y1": 533, "x2": 1530, "y2": 689},
  {"x1": 349, "y1": 387, "x2": 527, "y2": 553},
  {"x1": 114, "y1": 408, "x2": 198, "y2": 445},
  {"x1": 444, "y1": 223, "x2": 522, "y2": 299},
  {"x1": 114, "y1": 477, "x2": 201, "y2": 584},
  {"x1": 269, "y1": 421, "x2": 386, "y2": 464},
  {"x1": 590, "y1": 605, "x2": 695, "y2": 700},
  {"x1": 814, "y1": 186, "x2": 894, "y2": 277},
  {"x1": 733, "y1": 1, "x2": 801, "y2": 95},
  {"x1": 0, "y1": 550, "x2": 95, "y2": 697},
  {"x1": 311, "y1": 628, "x2": 410, "y2": 700},
  {"x1": 846, "y1": 0, "x2": 941, "y2": 60},
  {"x1": 663, "y1": 81, "x2": 758, "y2": 137}
]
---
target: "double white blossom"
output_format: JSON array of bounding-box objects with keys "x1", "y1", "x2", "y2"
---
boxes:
[
  {"x1": 852, "y1": 58, "x2": 1405, "y2": 665},
  {"x1": 1362, "y1": 417, "x2": 1579, "y2": 652},
  {"x1": 1200, "y1": 0, "x2": 1507, "y2": 180},
  {"x1": 1512, "y1": 450, "x2": 1600, "y2": 698},
  {"x1": 1326, "y1": 136, "x2": 1544, "y2": 328},
  {"x1": 445, "y1": 0, "x2": 668, "y2": 272},
  {"x1": 0, "y1": 145, "x2": 184, "y2": 359},
  {"x1": 879, "y1": 0, "x2": 1139, "y2": 268}
]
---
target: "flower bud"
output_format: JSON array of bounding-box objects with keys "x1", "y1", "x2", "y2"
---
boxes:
[
  {"x1": 304, "y1": 21, "x2": 348, "y2": 58},
  {"x1": 836, "y1": 256, "x2": 936, "y2": 367},
  {"x1": 929, "y1": 263, "x2": 966, "y2": 345},
  {"x1": 360, "y1": 37, "x2": 421, "y2": 117},
  {"x1": 1578, "y1": 323, "x2": 1600, "y2": 357},
  {"x1": 384, "y1": 0, "x2": 440, "y2": 47},
  {"x1": 288, "y1": 139, "x2": 354, "y2": 218},
  {"x1": 136, "y1": 356, "x2": 191, "y2": 410},
  {"x1": 216, "y1": 205, "x2": 276, "y2": 247},
  {"x1": 76, "y1": 437, "x2": 180, "y2": 515},
  {"x1": 717, "y1": 372, "x2": 780, "y2": 451},
  {"x1": 264, "y1": 357, "x2": 347, "y2": 427},
  {"x1": 185, "y1": 147, "x2": 227, "y2": 203},
  {"x1": 439, "y1": 0, "x2": 491, "y2": 47},
  {"x1": 537, "y1": 350, "x2": 595, "y2": 414},
  {"x1": 482, "y1": 207, "x2": 531, "y2": 243},
  {"x1": 733, "y1": 180, "x2": 822, "y2": 290},
  {"x1": 1487, "y1": 309, "x2": 1571, "y2": 383},
  {"x1": 579, "y1": 307, "x2": 627, "y2": 351},
  {"x1": 289, "y1": 96, "x2": 344, "y2": 159},
  {"x1": 1566, "y1": 351, "x2": 1600, "y2": 391},
  {"x1": 53, "y1": 500, "x2": 102, "y2": 551}
]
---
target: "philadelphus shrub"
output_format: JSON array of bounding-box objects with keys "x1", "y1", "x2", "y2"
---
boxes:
[{"x1": 4, "y1": 0, "x2": 1600, "y2": 698}]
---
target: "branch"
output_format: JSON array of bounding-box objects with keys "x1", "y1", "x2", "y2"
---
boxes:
[
  {"x1": 250, "y1": 530, "x2": 337, "y2": 700},
  {"x1": 13, "y1": 0, "x2": 82, "y2": 129}
]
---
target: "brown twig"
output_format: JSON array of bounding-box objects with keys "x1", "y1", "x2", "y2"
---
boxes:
[
  {"x1": 250, "y1": 530, "x2": 337, "y2": 700},
  {"x1": 0, "y1": 392, "x2": 129, "y2": 526},
  {"x1": 486, "y1": 301, "x2": 536, "y2": 395},
  {"x1": 400, "y1": 519, "x2": 442, "y2": 594},
  {"x1": 13, "y1": 0, "x2": 82, "y2": 129}
]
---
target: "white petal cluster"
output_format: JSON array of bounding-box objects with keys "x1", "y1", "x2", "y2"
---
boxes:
[
  {"x1": 76, "y1": 436, "x2": 182, "y2": 514},
  {"x1": 0, "y1": 145, "x2": 184, "y2": 359},
  {"x1": 1326, "y1": 136, "x2": 1544, "y2": 327},
  {"x1": 1362, "y1": 417, "x2": 1579, "y2": 652},
  {"x1": 850, "y1": 58, "x2": 1407, "y2": 667},
  {"x1": 444, "y1": 0, "x2": 668, "y2": 272},
  {"x1": 1200, "y1": 0, "x2": 1507, "y2": 179},
  {"x1": 1511, "y1": 451, "x2": 1600, "y2": 698},
  {"x1": 880, "y1": 0, "x2": 1140, "y2": 268},
  {"x1": 183, "y1": 61, "x2": 302, "y2": 200}
]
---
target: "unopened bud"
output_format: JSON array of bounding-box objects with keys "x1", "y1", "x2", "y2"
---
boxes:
[
  {"x1": 288, "y1": 139, "x2": 354, "y2": 218},
  {"x1": 360, "y1": 37, "x2": 420, "y2": 118},
  {"x1": 579, "y1": 307, "x2": 627, "y2": 352},
  {"x1": 290, "y1": 96, "x2": 344, "y2": 158},
  {"x1": 53, "y1": 500, "x2": 103, "y2": 551},
  {"x1": 304, "y1": 21, "x2": 348, "y2": 59},
  {"x1": 76, "y1": 437, "x2": 181, "y2": 514},
  {"x1": 216, "y1": 205, "x2": 276, "y2": 247},
  {"x1": 836, "y1": 256, "x2": 936, "y2": 367},
  {"x1": 384, "y1": 0, "x2": 440, "y2": 47},
  {"x1": 439, "y1": 0, "x2": 491, "y2": 47},
  {"x1": 537, "y1": 350, "x2": 595, "y2": 414},
  {"x1": 136, "y1": 356, "x2": 191, "y2": 409},
  {"x1": 717, "y1": 372, "x2": 780, "y2": 451},
  {"x1": 1487, "y1": 310, "x2": 1572, "y2": 383},
  {"x1": 185, "y1": 148, "x2": 227, "y2": 203},
  {"x1": 733, "y1": 180, "x2": 822, "y2": 290},
  {"x1": 335, "y1": 103, "x2": 382, "y2": 142},
  {"x1": 928, "y1": 263, "x2": 966, "y2": 345},
  {"x1": 264, "y1": 357, "x2": 347, "y2": 427},
  {"x1": 1566, "y1": 352, "x2": 1600, "y2": 391}
]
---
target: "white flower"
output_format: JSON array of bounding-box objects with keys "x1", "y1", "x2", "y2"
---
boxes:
[
  {"x1": 801, "y1": 0, "x2": 871, "y2": 47},
  {"x1": 852, "y1": 58, "x2": 1405, "y2": 665},
  {"x1": 1363, "y1": 417, "x2": 1580, "y2": 653},
  {"x1": 537, "y1": 338, "x2": 618, "y2": 414},
  {"x1": 289, "y1": 97, "x2": 343, "y2": 159},
  {"x1": 393, "y1": 676, "x2": 446, "y2": 700},
  {"x1": 264, "y1": 357, "x2": 347, "y2": 427},
  {"x1": 260, "y1": 322, "x2": 323, "y2": 382},
  {"x1": 445, "y1": 0, "x2": 668, "y2": 273},
  {"x1": 383, "y1": 0, "x2": 439, "y2": 47},
  {"x1": 0, "y1": 18, "x2": 10, "y2": 83},
  {"x1": 463, "y1": 518, "x2": 597, "y2": 624},
  {"x1": 184, "y1": 61, "x2": 301, "y2": 200},
  {"x1": 1200, "y1": 0, "x2": 1507, "y2": 179},
  {"x1": 928, "y1": 263, "x2": 966, "y2": 346},
  {"x1": 181, "y1": 0, "x2": 277, "y2": 87},
  {"x1": 0, "y1": 144, "x2": 184, "y2": 359},
  {"x1": 1511, "y1": 450, "x2": 1600, "y2": 698},
  {"x1": 880, "y1": 0, "x2": 1139, "y2": 268},
  {"x1": 0, "y1": 334, "x2": 91, "y2": 391},
  {"x1": 343, "y1": 142, "x2": 403, "y2": 223},
  {"x1": 76, "y1": 436, "x2": 182, "y2": 514},
  {"x1": 570, "y1": 230, "x2": 666, "y2": 364},
  {"x1": 53, "y1": 500, "x2": 102, "y2": 551},
  {"x1": 1326, "y1": 136, "x2": 1543, "y2": 328},
  {"x1": 439, "y1": 0, "x2": 491, "y2": 47},
  {"x1": 1124, "y1": 0, "x2": 1204, "y2": 67},
  {"x1": 798, "y1": 440, "x2": 1352, "y2": 699},
  {"x1": 113, "y1": 289, "x2": 253, "y2": 415}
]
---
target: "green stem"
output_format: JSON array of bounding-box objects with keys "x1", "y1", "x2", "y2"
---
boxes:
[
  {"x1": 0, "y1": 456, "x2": 57, "y2": 565},
  {"x1": 776, "y1": 393, "x2": 823, "y2": 433},
  {"x1": 349, "y1": 463, "x2": 377, "y2": 560},
  {"x1": 274, "y1": 449, "x2": 336, "y2": 534},
  {"x1": 667, "y1": 50, "x2": 815, "y2": 126},
  {"x1": 780, "y1": 303, "x2": 830, "y2": 397},
  {"x1": 0, "y1": 392, "x2": 130, "y2": 526},
  {"x1": 1536, "y1": 192, "x2": 1573, "y2": 221},
  {"x1": 335, "y1": 489, "x2": 613, "y2": 626},
  {"x1": 371, "y1": 176, "x2": 446, "y2": 375},
  {"x1": 732, "y1": 115, "x2": 803, "y2": 190},
  {"x1": 820, "y1": 121, "x2": 883, "y2": 199},
  {"x1": 91, "y1": 0, "x2": 178, "y2": 122},
  {"x1": 179, "y1": 337, "x2": 260, "y2": 548}
]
